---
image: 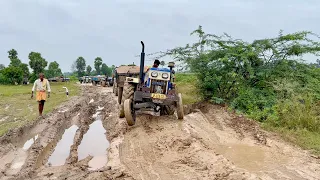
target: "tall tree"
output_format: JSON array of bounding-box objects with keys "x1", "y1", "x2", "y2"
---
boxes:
[
  {"x1": 71, "y1": 60, "x2": 77, "y2": 73},
  {"x1": 76, "y1": 57, "x2": 86, "y2": 77},
  {"x1": 47, "y1": 61, "x2": 62, "y2": 78},
  {"x1": 86, "y1": 65, "x2": 92, "y2": 75},
  {"x1": 8, "y1": 49, "x2": 22, "y2": 67},
  {"x1": 160, "y1": 61, "x2": 165, "y2": 67},
  {"x1": 101, "y1": 63, "x2": 109, "y2": 76},
  {"x1": 28, "y1": 52, "x2": 48, "y2": 75},
  {"x1": 19, "y1": 63, "x2": 30, "y2": 78},
  {"x1": 94, "y1": 57, "x2": 103, "y2": 74},
  {"x1": 0, "y1": 64, "x2": 5, "y2": 70}
]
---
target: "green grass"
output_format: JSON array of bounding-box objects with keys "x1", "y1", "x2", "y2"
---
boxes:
[
  {"x1": 175, "y1": 73, "x2": 202, "y2": 105},
  {"x1": 0, "y1": 81, "x2": 80, "y2": 136}
]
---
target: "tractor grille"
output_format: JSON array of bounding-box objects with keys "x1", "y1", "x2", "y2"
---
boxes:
[{"x1": 150, "y1": 79, "x2": 167, "y2": 94}]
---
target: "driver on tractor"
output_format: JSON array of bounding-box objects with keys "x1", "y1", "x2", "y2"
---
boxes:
[{"x1": 153, "y1": 59, "x2": 160, "y2": 68}]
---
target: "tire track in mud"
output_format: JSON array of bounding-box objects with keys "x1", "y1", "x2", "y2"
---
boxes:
[
  {"x1": 110, "y1": 102, "x2": 320, "y2": 180},
  {"x1": 0, "y1": 85, "x2": 115, "y2": 180},
  {"x1": 1, "y1": 85, "x2": 320, "y2": 180}
]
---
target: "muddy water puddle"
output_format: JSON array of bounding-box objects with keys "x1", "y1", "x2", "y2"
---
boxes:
[
  {"x1": 47, "y1": 125, "x2": 78, "y2": 166},
  {"x1": 215, "y1": 143, "x2": 288, "y2": 172},
  {"x1": 78, "y1": 118, "x2": 109, "y2": 170},
  {"x1": 215, "y1": 144, "x2": 265, "y2": 171},
  {"x1": 23, "y1": 134, "x2": 39, "y2": 150}
]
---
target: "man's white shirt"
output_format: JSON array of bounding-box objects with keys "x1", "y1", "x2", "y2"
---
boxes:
[{"x1": 32, "y1": 79, "x2": 51, "y2": 92}]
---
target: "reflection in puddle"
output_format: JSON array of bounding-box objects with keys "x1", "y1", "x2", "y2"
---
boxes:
[
  {"x1": 215, "y1": 144, "x2": 265, "y2": 171},
  {"x1": 78, "y1": 119, "x2": 109, "y2": 170},
  {"x1": 47, "y1": 125, "x2": 78, "y2": 166},
  {"x1": 23, "y1": 134, "x2": 39, "y2": 150}
]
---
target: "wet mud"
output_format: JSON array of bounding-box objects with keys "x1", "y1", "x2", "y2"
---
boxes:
[{"x1": 0, "y1": 84, "x2": 319, "y2": 180}]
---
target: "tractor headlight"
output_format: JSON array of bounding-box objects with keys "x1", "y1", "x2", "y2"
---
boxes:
[
  {"x1": 151, "y1": 71, "x2": 158, "y2": 77},
  {"x1": 162, "y1": 73, "x2": 169, "y2": 79}
]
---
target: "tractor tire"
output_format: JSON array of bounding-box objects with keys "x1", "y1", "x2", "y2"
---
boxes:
[
  {"x1": 118, "y1": 87, "x2": 123, "y2": 104},
  {"x1": 119, "y1": 82, "x2": 135, "y2": 118},
  {"x1": 102, "y1": 81, "x2": 106, "y2": 87},
  {"x1": 124, "y1": 99, "x2": 136, "y2": 126},
  {"x1": 176, "y1": 93, "x2": 184, "y2": 119},
  {"x1": 160, "y1": 105, "x2": 175, "y2": 116}
]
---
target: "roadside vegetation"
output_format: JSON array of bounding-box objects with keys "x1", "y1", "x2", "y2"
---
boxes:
[
  {"x1": 155, "y1": 26, "x2": 320, "y2": 154},
  {"x1": 0, "y1": 82, "x2": 80, "y2": 136},
  {"x1": 175, "y1": 73, "x2": 201, "y2": 105}
]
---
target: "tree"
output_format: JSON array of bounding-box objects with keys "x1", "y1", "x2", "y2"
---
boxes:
[
  {"x1": 19, "y1": 63, "x2": 30, "y2": 78},
  {"x1": 94, "y1": 57, "x2": 103, "y2": 74},
  {"x1": 8, "y1": 49, "x2": 21, "y2": 67},
  {"x1": 160, "y1": 61, "x2": 165, "y2": 67},
  {"x1": 76, "y1": 57, "x2": 86, "y2": 77},
  {"x1": 86, "y1": 65, "x2": 92, "y2": 75},
  {"x1": 2, "y1": 66, "x2": 23, "y2": 84},
  {"x1": 47, "y1": 61, "x2": 62, "y2": 78},
  {"x1": 29, "y1": 52, "x2": 48, "y2": 75},
  {"x1": 0, "y1": 64, "x2": 5, "y2": 70},
  {"x1": 101, "y1": 63, "x2": 112, "y2": 76},
  {"x1": 71, "y1": 60, "x2": 77, "y2": 73}
]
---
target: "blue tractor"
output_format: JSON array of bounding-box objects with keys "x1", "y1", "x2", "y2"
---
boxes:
[{"x1": 119, "y1": 41, "x2": 184, "y2": 126}]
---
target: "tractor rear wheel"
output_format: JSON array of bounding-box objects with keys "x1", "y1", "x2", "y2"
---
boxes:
[
  {"x1": 124, "y1": 99, "x2": 136, "y2": 126},
  {"x1": 119, "y1": 82, "x2": 135, "y2": 118},
  {"x1": 115, "y1": 82, "x2": 118, "y2": 96},
  {"x1": 118, "y1": 87, "x2": 123, "y2": 104},
  {"x1": 176, "y1": 93, "x2": 184, "y2": 119}
]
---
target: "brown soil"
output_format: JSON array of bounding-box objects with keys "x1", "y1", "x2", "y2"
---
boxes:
[{"x1": 0, "y1": 84, "x2": 319, "y2": 180}]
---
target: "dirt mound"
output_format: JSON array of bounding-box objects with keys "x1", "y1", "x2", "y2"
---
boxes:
[{"x1": 0, "y1": 85, "x2": 319, "y2": 180}]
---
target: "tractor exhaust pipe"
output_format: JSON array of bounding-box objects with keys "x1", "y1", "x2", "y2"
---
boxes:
[{"x1": 140, "y1": 41, "x2": 145, "y2": 83}]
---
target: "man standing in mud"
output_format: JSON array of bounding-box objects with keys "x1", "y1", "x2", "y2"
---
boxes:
[{"x1": 31, "y1": 73, "x2": 51, "y2": 117}]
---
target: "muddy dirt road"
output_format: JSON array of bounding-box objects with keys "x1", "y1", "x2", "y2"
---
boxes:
[{"x1": 0, "y1": 84, "x2": 319, "y2": 180}]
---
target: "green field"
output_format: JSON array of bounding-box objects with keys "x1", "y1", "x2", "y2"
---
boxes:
[{"x1": 0, "y1": 82, "x2": 80, "y2": 136}]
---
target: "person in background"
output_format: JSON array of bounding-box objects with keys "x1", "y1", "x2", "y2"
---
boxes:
[{"x1": 31, "y1": 73, "x2": 51, "y2": 117}]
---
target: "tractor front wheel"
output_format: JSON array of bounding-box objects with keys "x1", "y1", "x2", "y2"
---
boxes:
[
  {"x1": 176, "y1": 93, "x2": 184, "y2": 119},
  {"x1": 124, "y1": 99, "x2": 136, "y2": 126}
]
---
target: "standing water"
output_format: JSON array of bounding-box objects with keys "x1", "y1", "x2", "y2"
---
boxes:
[
  {"x1": 47, "y1": 125, "x2": 79, "y2": 166},
  {"x1": 78, "y1": 116, "x2": 109, "y2": 170}
]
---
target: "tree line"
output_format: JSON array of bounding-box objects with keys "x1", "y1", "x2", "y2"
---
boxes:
[
  {"x1": 0, "y1": 49, "x2": 62, "y2": 84},
  {"x1": 0, "y1": 49, "x2": 116, "y2": 85},
  {"x1": 70, "y1": 56, "x2": 114, "y2": 78}
]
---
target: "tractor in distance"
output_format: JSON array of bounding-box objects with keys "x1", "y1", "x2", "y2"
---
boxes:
[{"x1": 119, "y1": 41, "x2": 184, "y2": 126}]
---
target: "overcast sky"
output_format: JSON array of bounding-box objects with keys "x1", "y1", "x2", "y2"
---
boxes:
[{"x1": 0, "y1": 0, "x2": 319, "y2": 72}]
